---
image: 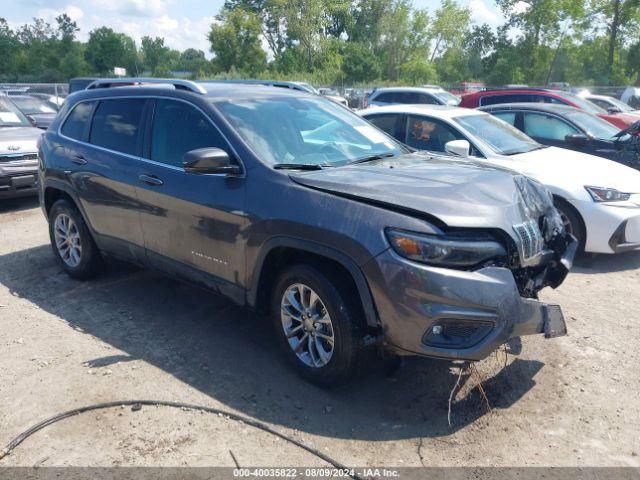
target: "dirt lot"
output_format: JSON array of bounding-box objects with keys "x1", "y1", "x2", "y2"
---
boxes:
[{"x1": 1, "y1": 196, "x2": 639, "y2": 469}]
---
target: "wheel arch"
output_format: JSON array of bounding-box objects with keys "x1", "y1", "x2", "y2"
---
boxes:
[
  {"x1": 43, "y1": 181, "x2": 94, "y2": 231},
  {"x1": 248, "y1": 237, "x2": 380, "y2": 329},
  {"x1": 553, "y1": 194, "x2": 587, "y2": 246}
]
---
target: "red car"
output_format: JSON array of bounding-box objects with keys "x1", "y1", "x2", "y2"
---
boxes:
[{"x1": 460, "y1": 88, "x2": 638, "y2": 129}]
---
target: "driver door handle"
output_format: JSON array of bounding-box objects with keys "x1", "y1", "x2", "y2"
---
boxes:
[
  {"x1": 71, "y1": 154, "x2": 87, "y2": 165},
  {"x1": 139, "y1": 174, "x2": 164, "y2": 186}
]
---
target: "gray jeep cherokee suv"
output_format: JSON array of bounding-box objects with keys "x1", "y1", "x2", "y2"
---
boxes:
[{"x1": 38, "y1": 79, "x2": 576, "y2": 386}]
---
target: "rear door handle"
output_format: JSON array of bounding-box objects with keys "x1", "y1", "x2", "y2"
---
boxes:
[
  {"x1": 139, "y1": 174, "x2": 164, "y2": 186},
  {"x1": 71, "y1": 155, "x2": 87, "y2": 165}
]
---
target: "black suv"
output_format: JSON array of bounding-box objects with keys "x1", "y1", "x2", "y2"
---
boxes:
[{"x1": 39, "y1": 78, "x2": 575, "y2": 385}]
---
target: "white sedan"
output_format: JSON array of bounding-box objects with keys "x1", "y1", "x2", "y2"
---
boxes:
[{"x1": 359, "y1": 104, "x2": 640, "y2": 254}]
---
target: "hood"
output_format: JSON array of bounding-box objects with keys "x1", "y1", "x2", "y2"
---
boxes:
[
  {"x1": 512, "y1": 146, "x2": 640, "y2": 193},
  {"x1": 289, "y1": 152, "x2": 542, "y2": 234},
  {"x1": 0, "y1": 126, "x2": 41, "y2": 154},
  {"x1": 601, "y1": 112, "x2": 638, "y2": 129}
]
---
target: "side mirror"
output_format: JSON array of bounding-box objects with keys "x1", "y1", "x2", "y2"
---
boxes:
[
  {"x1": 607, "y1": 106, "x2": 622, "y2": 114},
  {"x1": 183, "y1": 148, "x2": 241, "y2": 175},
  {"x1": 444, "y1": 139, "x2": 471, "y2": 157},
  {"x1": 565, "y1": 133, "x2": 589, "y2": 147}
]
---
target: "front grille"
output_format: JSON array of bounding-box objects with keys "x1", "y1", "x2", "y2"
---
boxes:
[
  {"x1": 0, "y1": 153, "x2": 37, "y2": 163},
  {"x1": 513, "y1": 220, "x2": 544, "y2": 262}
]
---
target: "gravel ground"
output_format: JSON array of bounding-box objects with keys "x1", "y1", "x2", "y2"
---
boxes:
[{"x1": 1, "y1": 196, "x2": 639, "y2": 468}]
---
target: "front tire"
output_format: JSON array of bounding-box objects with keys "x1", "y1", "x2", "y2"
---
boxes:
[
  {"x1": 554, "y1": 198, "x2": 586, "y2": 253},
  {"x1": 271, "y1": 264, "x2": 367, "y2": 387},
  {"x1": 49, "y1": 199, "x2": 102, "y2": 279}
]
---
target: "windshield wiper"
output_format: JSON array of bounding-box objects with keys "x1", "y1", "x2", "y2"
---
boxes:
[
  {"x1": 273, "y1": 163, "x2": 324, "y2": 170},
  {"x1": 345, "y1": 152, "x2": 396, "y2": 166}
]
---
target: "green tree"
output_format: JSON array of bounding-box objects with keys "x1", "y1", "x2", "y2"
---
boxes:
[
  {"x1": 0, "y1": 18, "x2": 22, "y2": 80},
  {"x1": 85, "y1": 27, "x2": 138, "y2": 75},
  {"x1": 178, "y1": 48, "x2": 212, "y2": 77},
  {"x1": 430, "y1": 0, "x2": 470, "y2": 61},
  {"x1": 341, "y1": 41, "x2": 382, "y2": 82},
  {"x1": 208, "y1": 7, "x2": 267, "y2": 74},
  {"x1": 141, "y1": 36, "x2": 171, "y2": 75}
]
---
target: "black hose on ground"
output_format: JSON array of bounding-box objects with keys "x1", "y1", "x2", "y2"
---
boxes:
[{"x1": 0, "y1": 399, "x2": 362, "y2": 480}]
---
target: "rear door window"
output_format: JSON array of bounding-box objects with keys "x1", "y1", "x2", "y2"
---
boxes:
[
  {"x1": 480, "y1": 94, "x2": 535, "y2": 106},
  {"x1": 373, "y1": 92, "x2": 394, "y2": 103},
  {"x1": 395, "y1": 92, "x2": 420, "y2": 104},
  {"x1": 523, "y1": 112, "x2": 579, "y2": 141},
  {"x1": 89, "y1": 99, "x2": 146, "y2": 156},
  {"x1": 61, "y1": 101, "x2": 95, "y2": 141},
  {"x1": 150, "y1": 99, "x2": 229, "y2": 168}
]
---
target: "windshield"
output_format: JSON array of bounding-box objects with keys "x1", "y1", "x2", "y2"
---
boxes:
[
  {"x1": 565, "y1": 110, "x2": 619, "y2": 140},
  {"x1": 215, "y1": 95, "x2": 406, "y2": 167},
  {"x1": 0, "y1": 97, "x2": 30, "y2": 126},
  {"x1": 432, "y1": 90, "x2": 461, "y2": 106},
  {"x1": 595, "y1": 96, "x2": 634, "y2": 112},
  {"x1": 559, "y1": 91, "x2": 606, "y2": 115},
  {"x1": 296, "y1": 83, "x2": 319, "y2": 95},
  {"x1": 11, "y1": 97, "x2": 56, "y2": 114},
  {"x1": 454, "y1": 113, "x2": 542, "y2": 155}
]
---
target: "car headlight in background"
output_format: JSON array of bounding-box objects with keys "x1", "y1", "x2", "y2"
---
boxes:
[
  {"x1": 386, "y1": 229, "x2": 507, "y2": 268},
  {"x1": 585, "y1": 186, "x2": 631, "y2": 202}
]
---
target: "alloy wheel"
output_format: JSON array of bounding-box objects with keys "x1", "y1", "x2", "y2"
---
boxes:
[
  {"x1": 53, "y1": 213, "x2": 82, "y2": 268},
  {"x1": 280, "y1": 283, "x2": 335, "y2": 368}
]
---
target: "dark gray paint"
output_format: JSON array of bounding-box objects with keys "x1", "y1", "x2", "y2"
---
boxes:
[{"x1": 39, "y1": 84, "x2": 574, "y2": 362}]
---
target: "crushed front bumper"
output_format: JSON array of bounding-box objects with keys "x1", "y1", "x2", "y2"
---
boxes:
[{"x1": 363, "y1": 245, "x2": 573, "y2": 361}]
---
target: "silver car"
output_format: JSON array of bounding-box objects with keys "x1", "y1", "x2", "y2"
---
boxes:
[{"x1": 0, "y1": 96, "x2": 42, "y2": 198}]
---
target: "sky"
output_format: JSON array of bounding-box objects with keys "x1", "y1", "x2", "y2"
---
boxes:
[{"x1": 2, "y1": 0, "x2": 508, "y2": 55}]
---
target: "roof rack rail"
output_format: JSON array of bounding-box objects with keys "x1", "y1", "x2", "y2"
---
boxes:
[{"x1": 86, "y1": 78, "x2": 207, "y2": 94}]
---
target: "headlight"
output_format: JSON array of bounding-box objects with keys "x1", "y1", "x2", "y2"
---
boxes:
[
  {"x1": 585, "y1": 186, "x2": 631, "y2": 202},
  {"x1": 386, "y1": 229, "x2": 507, "y2": 268}
]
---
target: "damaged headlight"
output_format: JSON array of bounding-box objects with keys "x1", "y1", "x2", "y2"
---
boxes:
[
  {"x1": 386, "y1": 229, "x2": 507, "y2": 268},
  {"x1": 585, "y1": 186, "x2": 631, "y2": 203}
]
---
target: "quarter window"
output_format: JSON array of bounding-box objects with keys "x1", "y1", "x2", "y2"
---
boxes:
[
  {"x1": 523, "y1": 113, "x2": 579, "y2": 141},
  {"x1": 61, "y1": 101, "x2": 95, "y2": 141},
  {"x1": 150, "y1": 99, "x2": 228, "y2": 168},
  {"x1": 89, "y1": 99, "x2": 146, "y2": 156},
  {"x1": 366, "y1": 114, "x2": 402, "y2": 139}
]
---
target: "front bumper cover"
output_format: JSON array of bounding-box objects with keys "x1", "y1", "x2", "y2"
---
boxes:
[{"x1": 364, "y1": 241, "x2": 574, "y2": 361}]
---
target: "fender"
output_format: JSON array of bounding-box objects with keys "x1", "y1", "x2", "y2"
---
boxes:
[
  {"x1": 42, "y1": 179, "x2": 97, "y2": 236},
  {"x1": 247, "y1": 236, "x2": 380, "y2": 329}
]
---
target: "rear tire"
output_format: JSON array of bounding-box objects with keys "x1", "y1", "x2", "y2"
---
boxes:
[
  {"x1": 49, "y1": 199, "x2": 102, "y2": 279},
  {"x1": 554, "y1": 198, "x2": 586, "y2": 253},
  {"x1": 271, "y1": 264, "x2": 368, "y2": 387}
]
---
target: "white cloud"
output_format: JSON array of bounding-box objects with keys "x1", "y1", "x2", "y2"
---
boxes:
[
  {"x1": 36, "y1": 4, "x2": 85, "y2": 23},
  {"x1": 111, "y1": 15, "x2": 214, "y2": 54},
  {"x1": 468, "y1": 0, "x2": 504, "y2": 27},
  {"x1": 91, "y1": 0, "x2": 168, "y2": 18}
]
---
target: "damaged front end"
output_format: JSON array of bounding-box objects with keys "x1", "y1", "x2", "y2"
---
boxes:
[
  {"x1": 613, "y1": 121, "x2": 640, "y2": 170},
  {"x1": 506, "y1": 175, "x2": 577, "y2": 299}
]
